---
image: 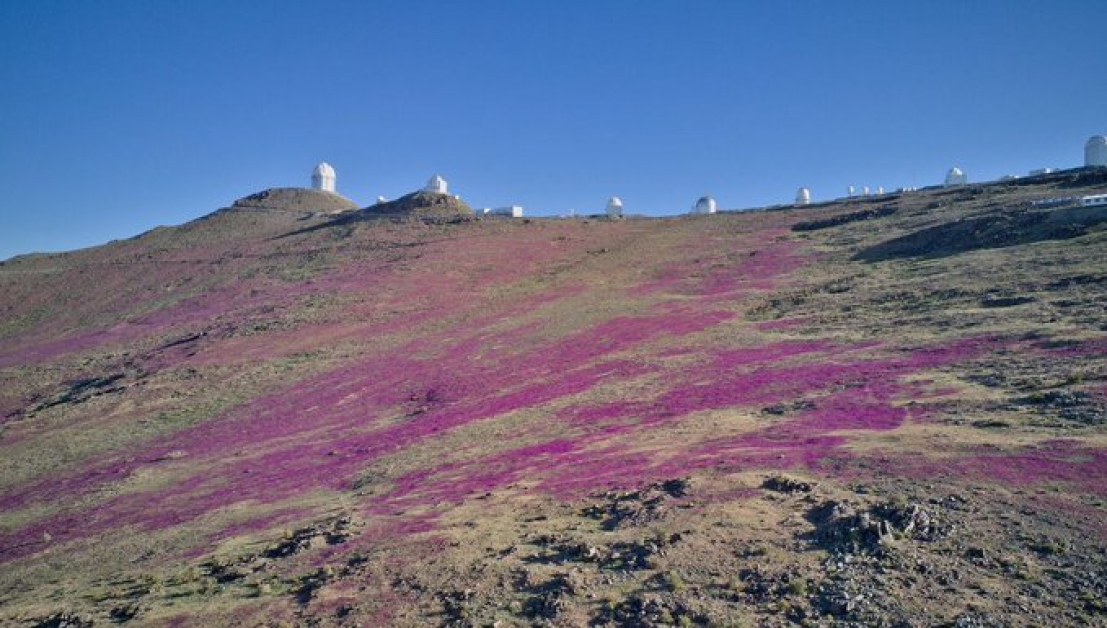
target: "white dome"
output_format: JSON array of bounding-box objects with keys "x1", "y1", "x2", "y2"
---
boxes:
[
  {"x1": 945, "y1": 167, "x2": 967, "y2": 186},
  {"x1": 692, "y1": 196, "x2": 717, "y2": 214},
  {"x1": 1086, "y1": 135, "x2": 1107, "y2": 167},
  {"x1": 795, "y1": 187, "x2": 811, "y2": 205},
  {"x1": 425, "y1": 174, "x2": 448, "y2": 194},
  {"x1": 606, "y1": 196, "x2": 624, "y2": 218},
  {"x1": 311, "y1": 162, "x2": 337, "y2": 193}
]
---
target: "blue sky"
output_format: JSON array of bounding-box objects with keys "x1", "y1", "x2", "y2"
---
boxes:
[{"x1": 1, "y1": 0, "x2": 1105, "y2": 259}]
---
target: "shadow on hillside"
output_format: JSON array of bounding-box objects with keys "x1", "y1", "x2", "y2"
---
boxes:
[
  {"x1": 271, "y1": 210, "x2": 379, "y2": 240},
  {"x1": 852, "y1": 205, "x2": 1107, "y2": 262}
]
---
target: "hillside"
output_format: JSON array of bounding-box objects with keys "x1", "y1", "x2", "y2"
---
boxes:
[{"x1": 1, "y1": 173, "x2": 1106, "y2": 627}]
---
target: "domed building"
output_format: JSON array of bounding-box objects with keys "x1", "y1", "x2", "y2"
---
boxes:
[
  {"x1": 795, "y1": 187, "x2": 811, "y2": 206},
  {"x1": 1086, "y1": 135, "x2": 1107, "y2": 167},
  {"x1": 945, "y1": 167, "x2": 967, "y2": 186},
  {"x1": 692, "y1": 196, "x2": 717, "y2": 214},
  {"x1": 425, "y1": 174, "x2": 448, "y2": 195},
  {"x1": 606, "y1": 197, "x2": 624, "y2": 219},
  {"x1": 311, "y1": 162, "x2": 336, "y2": 193}
]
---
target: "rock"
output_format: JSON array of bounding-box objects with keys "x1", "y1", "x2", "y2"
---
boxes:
[
  {"x1": 763, "y1": 475, "x2": 815, "y2": 493},
  {"x1": 31, "y1": 613, "x2": 94, "y2": 628},
  {"x1": 231, "y1": 187, "x2": 358, "y2": 213},
  {"x1": 363, "y1": 191, "x2": 475, "y2": 221},
  {"x1": 807, "y1": 500, "x2": 950, "y2": 556}
]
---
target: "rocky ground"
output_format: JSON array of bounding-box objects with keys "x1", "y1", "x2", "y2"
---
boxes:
[{"x1": 1, "y1": 170, "x2": 1105, "y2": 626}]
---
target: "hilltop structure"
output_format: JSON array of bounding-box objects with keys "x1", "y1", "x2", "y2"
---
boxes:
[
  {"x1": 692, "y1": 196, "x2": 717, "y2": 214},
  {"x1": 1086, "y1": 135, "x2": 1107, "y2": 167},
  {"x1": 311, "y1": 162, "x2": 337, "y2": 193},
  {"x1": 231, "y1": 187, "x2": 357, "y2": 213},
  {"x1": 365, "y1": 190, "x2": 474, "y2": 220},
  {"x1": 945, "y1": 167, "x2": 967, "y2": 186},
  {"x1": 480, "y1": 206, "x2": 525, "y2": 218},
  {"x1": 425, "y1": 174, "x2": 449, "y2": 195},
  {"x1": 796, "y1": 188, "x2": 811, "y2": 206},
  {"x1": 606, "y1": 197, "x2": 624, "y2": 219}
]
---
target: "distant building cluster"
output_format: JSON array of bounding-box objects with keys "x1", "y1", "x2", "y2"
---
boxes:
[
  {"x1": 301, "y1": 132, "x2": 1105, "y2": 219},
  {"x1": 841, "y1": 185, "x2": 888, "y2": 200},
  {"x1": 817, "y1": 134, "x2": 1106, "y2": 206}
]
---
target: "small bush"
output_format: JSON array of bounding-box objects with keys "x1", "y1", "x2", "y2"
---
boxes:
[{"x1": 666, "y1": 571, "x2": 686, "y2": 593}]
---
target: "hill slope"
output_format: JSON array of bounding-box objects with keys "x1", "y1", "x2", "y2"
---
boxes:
[{"x1": 1, "y1": 172, "x2": 1106, "y2": 626}]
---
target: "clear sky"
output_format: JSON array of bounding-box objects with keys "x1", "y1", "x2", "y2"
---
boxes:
[{"x1": 1, "y1": 0, "x2": 1105, "y2": 260}]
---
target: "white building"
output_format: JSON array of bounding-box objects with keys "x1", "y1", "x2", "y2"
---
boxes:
[
  {"x1": 692, "y1": 196, "x2": 717, "y2": 214},
  {"x1": 945, "y1": 167, "x2": 967, "y2": 186},
  {"x1": 795, "y1": 187, "x2": 811, "y2": 205},
  {"x1": 1086, "y1": 135, "x2": 1107, "y2": 167},
  {"x1": 1031, "y1": 197, "x2": 1076, "y2": 208},
  {"x1": 847, "y1": 186, "x2": 856, "y2": 197},
  {"x1": 1029, "y1": 168, "x2": 1056, "y2": 176},
  {"x1": 311, "y1": 162, "x2": 336, "y2": 193},
  {"x1": 486, "y1": 205, "x2": 524, "y2": 218},
  {"x1": 425, "y1": 174, "x2": 448, "y2": 194},
  {"x1": 606, "y1": 196, "x2": 624, "y2": 218},
  {"x1": 1081, "y1": 193, "x2": 1107, "y2": 207}
]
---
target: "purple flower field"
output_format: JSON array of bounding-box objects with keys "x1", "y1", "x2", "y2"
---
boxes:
[{"x1": 2, "y1": 178, "x2": 1106, "y2": 625}]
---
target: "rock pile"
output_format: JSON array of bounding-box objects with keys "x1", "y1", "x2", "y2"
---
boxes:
[
  {"x1": 364, "y1": 191, "x2": 474, "y2": 221},
  {"x1": 808, "y1": 499, "x2": 948, "y2": 555},
  {"x1": 231, "y1": 187, "x2": 358, "y2": 213}
]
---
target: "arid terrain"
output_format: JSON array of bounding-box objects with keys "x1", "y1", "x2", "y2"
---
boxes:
[{"x1": 2, "y1": 171, "x2": 1106, "y2": 627}]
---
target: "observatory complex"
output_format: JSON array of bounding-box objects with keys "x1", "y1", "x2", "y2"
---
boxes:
[
  {"x1": 311, "y1": 162, "x2": 337, "y2": 193},
  {"x1": 296, "y1": 132, "x2": 1103, "y2": 221}
]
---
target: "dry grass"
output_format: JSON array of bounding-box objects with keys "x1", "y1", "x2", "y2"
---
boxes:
[{"x1": 2, "y1": 171, "x2": 1106, "y2": 625}]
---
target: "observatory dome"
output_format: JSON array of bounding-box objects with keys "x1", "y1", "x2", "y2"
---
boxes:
[
  {"x1": 1086, "y1": 135, "x2": 1107, "y2": 167},
  {"x1": 606, "y1": 196, "x2": 624, "y2": 218},
  {"x1": 425, "y1": 174, "x2": 449, "y2": 195},
  {"x1": 945, "y1": 167, "x2": 967, "y2": 186},
  {"x1": 311, "y1": 162, "x2": 337, "y2": 193},
  {"x1": 795, "y1": 187, "x2": 811, "y2": 205},
  {"x1": 692, "y1": 196, "x2": 717, "y2": 214}
]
